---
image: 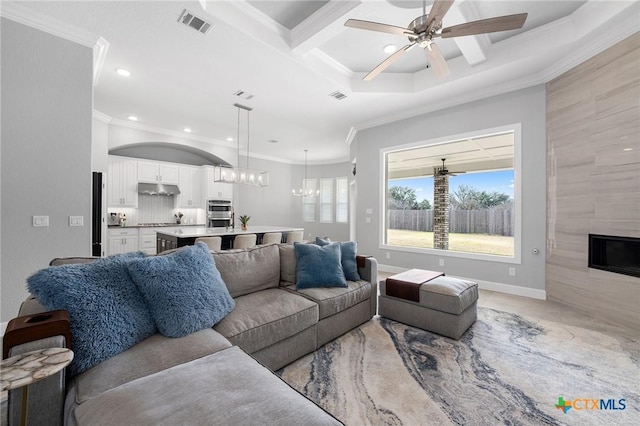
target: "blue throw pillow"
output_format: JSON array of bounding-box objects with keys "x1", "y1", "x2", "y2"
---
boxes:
[
  {"x1": 295, "y1": 242, "x2": 347, "y2": 289},
  {"x1": 27, "y1": 252, "x2": 156, "y2": 377},
  {"x1": 126, "y1": 242, "x2": 235, "y2": 338},
  {"x1": 316, "y1": 237, "x2": 361, "y2": 281}
]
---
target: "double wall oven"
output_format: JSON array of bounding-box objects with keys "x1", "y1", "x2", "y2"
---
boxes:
[{"x1": 207, "y1": 199, "x2": 233, "y2": 228}]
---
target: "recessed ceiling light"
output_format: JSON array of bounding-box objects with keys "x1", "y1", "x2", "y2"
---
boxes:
[
  {"x1": 128, "y1": 115, "x2": 138, "y2": 121},
  {"x1": 623, "y1": 148, "x2": 633, "y2": 151},
  {"x1": 226, "y1": 137, "x2": 234, "y2": 142},
  {"x1": 383, "y1": 44, "x2": 397, "y2": 54},
  {"x1": 183, "y1": 128, "x2": 192, "y2": 133},
  {"x1": 116, "y1": 68, "x2": 131, "y2": 77}
]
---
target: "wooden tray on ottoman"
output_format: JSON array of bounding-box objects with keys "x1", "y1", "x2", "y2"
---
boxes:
[{"x1": 385, "y1": 269, "x2": 444, "y2": 302}]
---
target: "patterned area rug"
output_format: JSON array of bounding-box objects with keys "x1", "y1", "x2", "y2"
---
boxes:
[{"x1": 278, "y1": 308, "x2": 640, "y2": 425}]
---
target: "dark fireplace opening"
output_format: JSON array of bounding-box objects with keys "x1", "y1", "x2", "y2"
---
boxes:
[{"x1": 588, "y1": 234, "x2": 640, "y2": 278}]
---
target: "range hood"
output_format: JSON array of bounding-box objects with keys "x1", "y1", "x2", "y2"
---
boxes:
[{"x1": 138, "y1": 183, "x2": 181, "y2": 196}]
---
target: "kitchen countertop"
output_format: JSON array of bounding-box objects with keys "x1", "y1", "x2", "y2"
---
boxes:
[
  {"x1": 156, "y1": 226, "x2": 303, "y2": 238},
  {"x1": 108, "y1": 223, "x2": 206, "y2": 229}
]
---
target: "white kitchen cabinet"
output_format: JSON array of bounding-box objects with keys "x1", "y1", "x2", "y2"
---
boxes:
[
  {"x1": 177, "y1": 166, "x2": 202, "y2": 208},
  {"x1": 203, "y1": 166, "x2": 233, "y2": 200},
  {"x1": 108, "y1": 158, "x2": 138, "y2": 207},
  {"x1": 139, "y1": 228, "x2": 158, "y2": 255},
  {"x1": 138, "y1": 161, "x2": 179, "y2": 184},
  {"x1": 108, "y1": 228, "x2": 139, "y2": 255}
]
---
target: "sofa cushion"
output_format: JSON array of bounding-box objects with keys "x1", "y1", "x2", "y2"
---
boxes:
[
  {"x1": 212, "y1": 244, "x2": 280, "y2": 297},
  {"x1": 279, "y1": 243, "x2": 297, "y2": 285},
  {"x1": 26, "y1": 252, "x2": 157, "y2": 377},
  {"x1": 286, "y1": 280, "x2": 372, "y2": 320},
  {"x1": 316, "y1": 238, "x2": 361, "y2": 281},
  {"x1": 294, "y1": 242, "x2": 347, "y2": 289},
  {"x1": 72, "y1": 328, "x2": 231, "y2": 405},
  {"x1": 127, "y1": 243, "x2": 235, "y2": 338},
  {"x1": 73, "y1": 346, "x2": 341, "y2": 426},
  {"x1": 214, "y1": 288, "x2": 318, "y2": 353}
]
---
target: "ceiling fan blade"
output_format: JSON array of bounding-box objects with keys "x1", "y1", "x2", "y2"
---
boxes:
[
  {"x1": 344, "y1": 19, "x2": 412, "y2": 36},
  {"x1": 442, "y1": 13, "x2": 528, "y2": 38},
  {"x1": 364, "y1": 44, "x2": 415, "y2": 81},
  {"x1": 425, "y1": 0, "x2": 454, "y2": 29},
  {"x1": 425, "y1": 43, "x2": 450, "y2": 78}
]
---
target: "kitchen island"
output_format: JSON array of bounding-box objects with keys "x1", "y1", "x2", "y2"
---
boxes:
[{"x1": 156, "y1": 226, "x2": 304, "y2": 252}]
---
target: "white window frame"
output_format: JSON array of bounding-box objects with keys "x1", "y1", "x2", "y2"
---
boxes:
[
  {"x1": 379, "y1": 123, "x2": 522, "y2": 264},
  {"x1": 336, "y1": 177, "x2": 348, "y2": 223},
  {"x1": 319, "y1": 178, "x2": 334, "y2": 223}
]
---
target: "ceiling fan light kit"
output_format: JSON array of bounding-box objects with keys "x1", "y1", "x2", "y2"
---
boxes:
[
  {"x1": 214, "y1": 103, "x2": 269, "y2": 187},
  {"x1": 344, "y1": 0, "x2": 527, "y2": 81}
]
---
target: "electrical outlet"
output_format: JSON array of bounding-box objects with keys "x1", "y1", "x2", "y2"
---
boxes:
[
  {"x1": 365, "y1": 217, "x2": 371, "y2": 223},
  {"x1": 509, "y1": 267, "x2": 516, "y2": 276},
  {"x1": 366, "y1": 208, "x2": 373, "y2": 214},
  {"x1": 385, "y1": 252, "x2": 390, "y2": 259},
  {"x1": 439, "y1": 258, "x2": 445, "y2": 267},
  {"x1": 69, "y1": 216, "x2": 84, "y2": 226},
  {"x1": 33, "y1": 216, "x2": 49, "y2": 227}
]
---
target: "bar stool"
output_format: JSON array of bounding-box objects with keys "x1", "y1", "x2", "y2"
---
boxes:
[
  {"x1": 286, "y1": 231, "x2": 304, "y2": 244},
  {"x1": 195, "y1": 237, "x2": 222, "y2": 251},
  {"x1": 233, "y1": 234, "x2": 257, "y2": 249},
  {"x1": 261, "y1": 232, "x2": 282, "y2": 245}
]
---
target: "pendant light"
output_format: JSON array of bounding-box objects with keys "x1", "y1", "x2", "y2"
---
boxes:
[
  {"x1": 292, "y1": 150, "x2": 319, "y2": 197},
  {"x1": 214, "y1": 103, "x2": 269, "y2": 187}
]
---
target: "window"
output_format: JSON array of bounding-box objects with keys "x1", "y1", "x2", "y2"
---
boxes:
[
  {"x1": 382, "y1": 125, "x2": 521, "y2": 262},
  {"x1": 302, "y1": 178, "x2": 317, "y2": 222},
  {"x1": 320, "y1": 178, "x2": 334, "y2": 223},
  {"x1": 336, "y1": 177, "x2": 348, "y2": 223}
]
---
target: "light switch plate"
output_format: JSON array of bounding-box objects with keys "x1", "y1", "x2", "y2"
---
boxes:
[
  {"x1": 366, "y1": 208, "x2": 373, "y2": 214},
  {"x1": 69, "y1": 216, "x2": 84, "y2": 226},
  {"x1": 33, "y1": 216, "x2": 49, "y2": 227}
]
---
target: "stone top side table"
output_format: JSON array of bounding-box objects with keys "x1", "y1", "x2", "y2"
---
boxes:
[{"x1": 1, "y1": 347, "x2": 73, "y2": 426}]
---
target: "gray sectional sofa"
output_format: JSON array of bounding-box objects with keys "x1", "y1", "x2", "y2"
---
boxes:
[{"x1": 7, "y1": 243, "x2": 378, "y2": 426}]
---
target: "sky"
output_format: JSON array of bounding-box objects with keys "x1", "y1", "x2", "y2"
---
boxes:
[{"x1": 389, "y1": 169, "x2": 514, "y2": 204}]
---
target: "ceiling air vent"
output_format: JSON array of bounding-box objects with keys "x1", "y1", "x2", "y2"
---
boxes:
[
  {"x1": 178, "y1": 9, "x2": 213, "y2": 35},
  {"x1": 329, "y1": 91, "x2": 347, "y2": 100}
]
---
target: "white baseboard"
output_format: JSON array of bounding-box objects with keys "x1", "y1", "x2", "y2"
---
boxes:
[
  {"x1": 1, "y1": 321, "x2": 7, "y2": 338},
  {"x1": 378, "y1": 264, "x2": 546, "y2": 300}
]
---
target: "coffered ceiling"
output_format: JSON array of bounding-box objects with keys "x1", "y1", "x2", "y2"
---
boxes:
[{"x1": 2, "y1": 1, "x2": 638, "y2": 164}]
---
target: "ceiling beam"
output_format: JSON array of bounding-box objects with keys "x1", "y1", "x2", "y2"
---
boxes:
[
  {"x1": 290, "y1": 1, "x2": 362, "y2": 54},
  {"x1": 446, "y1": 1, "x2": 489, "y2": 66}
]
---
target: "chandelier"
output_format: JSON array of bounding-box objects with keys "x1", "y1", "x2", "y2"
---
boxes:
[
  {"x1": 214, "y1": 103, "x2": 269, "y2": 187},
  {"x1": 292, "y1": 150, "x2": 319, "y2": 197}
]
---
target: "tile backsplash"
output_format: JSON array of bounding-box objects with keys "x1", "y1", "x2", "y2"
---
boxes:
[{"x1": 108, "y1": 195, "x2": 205, "y2": 225}]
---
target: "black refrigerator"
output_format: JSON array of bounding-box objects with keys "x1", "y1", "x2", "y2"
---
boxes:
[{"x1": 92, "y1": 172, "x2": 103, "y2": 256}]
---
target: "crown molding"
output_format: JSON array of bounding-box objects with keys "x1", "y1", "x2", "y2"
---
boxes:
[
  {"x1": 1, "y1": 2, "x2": 98, "y2": 48},
  {"x1": 290, "y1": 0, "x2": 361, "y2": 53},
  {"x1": 1, "y1": 2, "x2": 109, "y2": 86},
  {"x1": 345, "y1": 126, "x2": 358, "y2": 146},
  {"x1": 93, "y1": 110, "x2": 112, "y2": 124}
]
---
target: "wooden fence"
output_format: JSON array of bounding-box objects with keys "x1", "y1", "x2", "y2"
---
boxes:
[{"x1": 388, "y1": 209, "x2": 514, "y2": 236}]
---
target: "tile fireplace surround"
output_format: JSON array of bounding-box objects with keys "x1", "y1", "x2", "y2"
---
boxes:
[{"x1": 546, "y1": 33, "x2": 640, "y2": 330}]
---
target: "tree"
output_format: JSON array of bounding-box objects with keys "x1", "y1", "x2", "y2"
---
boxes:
[
  {"x1": 416, "y1": 199, "x2": 431, "y2": 210},
  {"x1": 450, "y1": 185, "x2": 511, "y2": 210},
  {"x1": 388, "y1": 186, "x2": 418, "y2": 210}
]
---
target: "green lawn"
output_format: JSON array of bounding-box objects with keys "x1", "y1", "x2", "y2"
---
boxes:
[{"x1": 387, "y1": 229, "x2": 514, "y2": 256}]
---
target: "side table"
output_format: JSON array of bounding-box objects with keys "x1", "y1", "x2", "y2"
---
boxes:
[{"x1": 1, "y1": 347, "x2": 73, "y2": 426}]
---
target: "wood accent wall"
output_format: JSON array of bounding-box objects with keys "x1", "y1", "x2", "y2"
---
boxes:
[{"x1": 546, "y1": 33, "x2": 640, "y2": 330}]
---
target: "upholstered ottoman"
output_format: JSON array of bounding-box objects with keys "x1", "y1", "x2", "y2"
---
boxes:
[{"x1": 378, "y1": 271, "x2": 478, "y2": 339}]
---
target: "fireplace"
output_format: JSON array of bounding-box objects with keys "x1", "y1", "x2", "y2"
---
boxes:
[{"x1": 588, "y1": 234, "x2": 640, "y2": 278}]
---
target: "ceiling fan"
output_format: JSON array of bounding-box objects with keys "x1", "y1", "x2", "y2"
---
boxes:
[
  {"x1": 437, "y1": 158, "x2": 465, "y2": 176},
  {"x1": 344, "y1": 0, "x2": 528, "y2": 80}
]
